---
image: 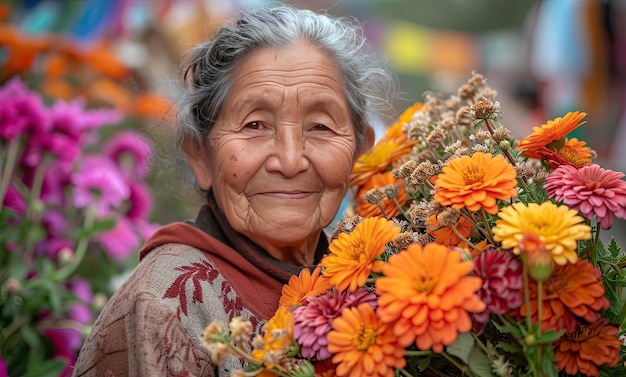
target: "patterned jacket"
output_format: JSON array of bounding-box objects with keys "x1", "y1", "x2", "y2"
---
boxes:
[{"x1": 72, "y1": 194, "x2": 328, "y2": 377}]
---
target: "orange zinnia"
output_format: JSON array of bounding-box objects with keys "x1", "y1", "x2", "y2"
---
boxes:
[
  {"x1": 539, "y1": 137, "x2": 593, "y2": 168},
  {"x1": 355, "y1": 171, "x2": 407, "y2": 219},
  {"x1": 433, "y1": 152, "x2": 518, "y2": 214},
  {"x1": 517, "y1": 111, "x2": 587, "y2": 159},
  {"x1": 322, "y1": 217, "x2": 400, "y2": 293},
  {"x1": 349, "y1": 103, "x2": 420, "y2": 187},
  {"x1": 555, "y1": 318, "x2": 621, "y2": 377},
  {"x1": 426, "y1": 214, "x2": 473, "y2": 246},
  {"x1": 279, "y1": 265, "x2": 331, "y2": 310},
  {"x1": 375, "y1": 243, "x2": 486, "y2": 352},
  {"x1": 327, "y1": 303, "x2": 406, "y2": 377},
  {"x1": 349, "y1": 138, "x2": 413, "y2": 187},
  {"x1": 520, "y1": 259, "x2": 610, "y2": 333}
]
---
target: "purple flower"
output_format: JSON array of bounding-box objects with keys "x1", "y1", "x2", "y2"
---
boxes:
[
  {"x1": 125, "y1": 181, "x2": 153, "y2": 220},
  {"x1": 72, "y1": 156, "x2": 130, "y2": 215},
  {"x1": 293, "y1": 287, "x2": 377, "y2": 360},
  {"x1": 0, "y1": 76, "x2": 50, "y2": 141},
  {"x1": 67, "y1": 277, "x2": 93, "y2": 304},
  {"x1": 68, "y1": 302, "x2": 92, "y2": 325},
  {"x1": 105, "y1": 130, "x2": 152, "y2": 179},
  {"x1": 42, "y1": 327, "x2": 81, "y2": 377},
  {"x1": 96, "y1": 216, "x2": 140, "y2": 261},
  {"x1": 48, "y1": 99, "x2": 121, "y2": 139},
  {"x1": 3, "y1": 184, "x2": 26, "y2": 213},
  {"x1": 35, "y1": 237, "x2": 74, "y2": 259},
  {"x1": 0, "y1": 355, "x2": 7, "y2": 377},
  {"x1": 135, "y1": 219, "x2": 160, "y2": 240}
]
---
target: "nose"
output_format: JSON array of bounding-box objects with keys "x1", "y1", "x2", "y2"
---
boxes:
[{"x1": 266, "y1": 125, "x2": 310, "y2": 177}]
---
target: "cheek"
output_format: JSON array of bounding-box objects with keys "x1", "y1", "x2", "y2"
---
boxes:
[{"x1": 311, "y1": 142, "x2": 357, "y2": 189}]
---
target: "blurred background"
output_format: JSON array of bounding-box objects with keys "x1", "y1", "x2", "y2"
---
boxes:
[
  {"x1": 1, "y1": 0, "x2": 625, "y2": 375},
  {"x1": 4, "y1": 0, "x2": 625, "y2": 166}
]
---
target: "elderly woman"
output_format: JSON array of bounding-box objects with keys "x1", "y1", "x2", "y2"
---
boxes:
[{"x1": 72, "y1": 5, "x2": 393, "y2": 376}]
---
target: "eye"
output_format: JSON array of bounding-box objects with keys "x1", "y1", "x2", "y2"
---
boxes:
[
  {"x1": 311, "y1": 124, "x2": 331, "y2": 131},
  {"x1": 244, "y1": 121, "x2": 264, "y2": 130}
]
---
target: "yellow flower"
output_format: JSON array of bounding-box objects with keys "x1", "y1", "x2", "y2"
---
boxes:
[
  {"x1": 322, "y1": 217, "x2": 400, "y2": 293},
  {"x1": 251, "y1": 307, "x2": 295, "y2": 368},
  {"x1": 433, "y1": 152, "x2": 518, "y2": 214},
  {"x1": 375, "y1": 243, "x2": 486, "y2": 352},
  {"x1": 492, "y1": 202, "x2": 592, "y2": 265},
  {"x1": 517, "y1": 111, "x2": 587, "y2": 159},
  {"x1": 327, "y1": 303, "x2": 406, "y2": 377},
  {"x1": 279, "y1": 265, "x2": 331, "y2": 310}
]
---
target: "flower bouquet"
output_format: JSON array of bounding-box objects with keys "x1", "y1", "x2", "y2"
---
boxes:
[{"x1": 202, "y1": 72, "x2": 626, "y2": 377}]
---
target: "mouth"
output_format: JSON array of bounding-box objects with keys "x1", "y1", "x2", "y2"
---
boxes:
[{"x1": 255, "y1": 191, "x2": 316, "y2": 199}]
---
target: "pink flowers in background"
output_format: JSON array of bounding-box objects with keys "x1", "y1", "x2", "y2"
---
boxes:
[
  {"x1": 545, "y1": 164, "x2": 626, "y2": 229},
  {"x1": 0, "y1": 76, "x2": 160, "y2": 375}
]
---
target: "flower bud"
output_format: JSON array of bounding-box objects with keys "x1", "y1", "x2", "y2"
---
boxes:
[
  {"x1": 520, "y1": 232, "x2": 553, "y2": 282},
  {"x1": 6, "y1": 277, "x2": 20, "y2": 294}
]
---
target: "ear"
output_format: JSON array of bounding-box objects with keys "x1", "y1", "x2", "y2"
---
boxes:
[
  {"x1": 183, "y1": 139, "x2": 212, "y2": 190},
  {"x1": 365, "y1": 126, "x2": 375, "y2": 149}
]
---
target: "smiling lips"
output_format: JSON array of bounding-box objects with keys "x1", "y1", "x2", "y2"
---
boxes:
[{"x1": 255, "y1": 190, "x2": 317, "y2": 200}]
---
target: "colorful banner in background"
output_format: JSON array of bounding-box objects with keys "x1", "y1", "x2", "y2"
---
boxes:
[{"x1": 382, "y1": 19, "x2": 479, "y2": 77}]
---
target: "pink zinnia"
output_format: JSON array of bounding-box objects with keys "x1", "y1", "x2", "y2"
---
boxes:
[
  {"x1": 293, "y1": 287, "x2": 377, "y2": 360},
  {"x1": 472, "y1": 248, "x2": 523, "y2": 330},
  {"x1": 96, "y1": 217, "x2": 140, "y2": 261},
  {"x1": 72, "y1": 156, "x2": 130, "y2": 215},
  {"x1": 105, "y1": 130, "x2": 153, "y2": 179},
  {"x1": 545, "y1": 164, "x2": 626, "y2": 229}
]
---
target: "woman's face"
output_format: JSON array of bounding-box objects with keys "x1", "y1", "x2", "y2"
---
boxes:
[{"x1": 187, "y1": 42, "x2": 367, "y2": 265}]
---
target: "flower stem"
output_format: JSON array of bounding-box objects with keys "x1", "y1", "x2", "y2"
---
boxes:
[
  {"x1": 479, "y1": 209, "x2": 494, "y2": 244},
  {"x1": 450, "y1": 223, "x2": 481, "y2": 252},
  {"x1": 441, "y1": 351, "x2": 476, "y2": 377},
  {"x1": 0, "y1": 137, "x2": 21, "y2": 212},
  {"x1": 523, "y1": 260, "x2": 532, "y2": 329},
  {"x1": 54, "y1": 205, "x2": 97, "y2": 281}
]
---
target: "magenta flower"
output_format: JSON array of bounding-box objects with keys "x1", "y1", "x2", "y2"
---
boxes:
[
  {"x1": 105, "y1": 130, "x2": 153, "y2": 179},
  {"x1": 126, "y1": 181, "x2": 153, "y2": 220},
  {"x1": 42, "y1": 327, "x2": 82, "y2": 377},
  {"x1": 293, "y1": 287, "x2": 377, "y2": 360},
  {"x1": 35, "y1": 237, "x2": 74, "y2": 259},
  {"x1": 472, "y1": 248, "x2": 524, "y2": 330},
  {"x1": 67, "y1": 277, "x2": 93, "y2": 304},
  {"x1": 96, "y1": 217, "x2": 140, "y2": 261},
  {"x1": 72, "y1": 156, "x2": 130, "y2": 215},
  {"x1": 3, "y1": 184, "x2": 26, "y2": 213},
  {"x1": 135, "y1": 219, "x2": 160, "y2": 240},
  {"x1": 545, "y1": 164, "x2": 626, "y2": 229},
  {"x1": 0, "y1": 355, "x2": 7, "y2": 377},
  {"x1": 0, "y1": 76, "x2": 49, "y2": 141}
]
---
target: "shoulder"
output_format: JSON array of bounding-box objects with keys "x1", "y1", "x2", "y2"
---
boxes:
[{"x1": 73, "y1": 243, "x2": 252, "y2": 376}]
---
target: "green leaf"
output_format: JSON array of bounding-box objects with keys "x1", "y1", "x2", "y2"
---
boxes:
[
  {"x1": 492, "y1": 321, "x2": 523, "y2": 338},
  {"x1": 23, "y1": 358, "x2": 67, "y2": 377},
  {"x1": 496, "y1": 340, "x2": 521, "y2": 354},
  {"x1": 535, "y1": 329, "x2": 564, "y2": 344},
  {"x1": 446, "y1": 332, "x2": 474, "y2": 363},
  {"x1": 468, "y1": 347, "x2": 494, "y2": 377},
  {"x1": 77, "y1": 218, "x2": 116, "y2": 238},
  {"x1": 607, "y1": 237, "x2": 623, "y2": 258}
]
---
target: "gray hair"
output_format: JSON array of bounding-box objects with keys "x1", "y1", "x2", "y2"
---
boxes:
[{"x1": 177, "y1": 5, "x2": 395, "y2": 153}]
